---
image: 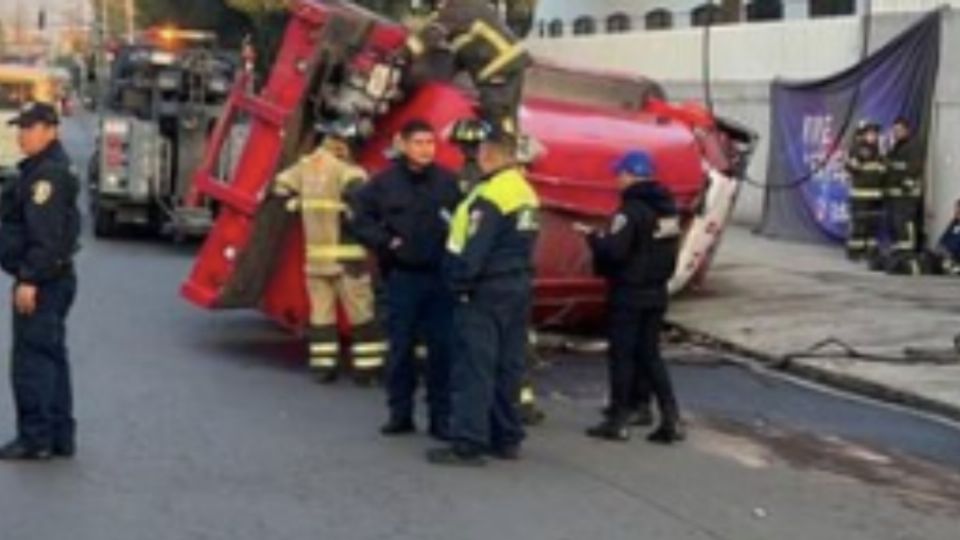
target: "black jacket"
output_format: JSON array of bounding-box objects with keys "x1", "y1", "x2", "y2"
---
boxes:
[
  {"x1": 846, "y1": 141, "x2": 886, "y2": 193},
  {"x1": 588, "y1": 181, "x2": 680, "y2": 308},
  {"x1": 0, "y1": 140, "x2": 80, "y2": 284},
  {"x1": 410, "y1": 0, "x2": 530, "y2": 82},
  {"x1": 885, "y1": 138, "x2": 924, "y2": 199},
  {"x1": 348, "y1": 159, "x2": 461, "y2": 273}
]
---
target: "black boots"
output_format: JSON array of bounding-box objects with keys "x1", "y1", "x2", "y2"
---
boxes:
[
  {"x1": 646, "y1": 421, "x2": 686, "y2": 445},
  {"x1": 585, "y1": 420, "x2": 630, "y2": 442},
  {"x1": 380, "y1": 417, "x2": 416, "y2": 436},
  {"x1": 426, "y1": 444, "x2": 487, "y2": 467},
  {"x1": 0, "y1": 440, "x2": 53, "y2": 461}
]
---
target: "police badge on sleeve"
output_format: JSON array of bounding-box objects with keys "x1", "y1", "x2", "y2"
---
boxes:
[{"x1": 33, "y1": 180, "x2": 54, "y2": 206}]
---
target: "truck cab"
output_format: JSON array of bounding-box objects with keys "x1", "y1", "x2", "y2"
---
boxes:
[{"x1": 88, "y1": 30, "x2": 239, "y2": 238}]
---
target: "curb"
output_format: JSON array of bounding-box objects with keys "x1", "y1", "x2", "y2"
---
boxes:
[{"x1": 666, "y1": 319, "x2": 960, "y2": 424}]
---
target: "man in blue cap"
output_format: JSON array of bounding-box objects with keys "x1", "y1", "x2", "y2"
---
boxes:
[
  {"x1": 0, "y1": 102, "x2": 80, "y2": 460},
  {"x1": 574, "y1": 150, "x2": 685, "y2": 444}
]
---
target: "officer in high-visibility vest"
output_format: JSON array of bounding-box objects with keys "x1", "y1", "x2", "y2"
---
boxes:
[
  {"x1": 449, "y1": 117, "x2": 544, "y2": 427},
  {"x1": 883, "y1": 118, "x2": 924, "y2": 274},
  {"x1": 427, "y1": 123, "x2": 540, "y2": 467},
  {"x1": 273, "y1": 117, "x2": 385, "y2": 384},
  {"x1": 845, "y1": 121, "x2": 886, "y2": 261},
  {"x1": 404, "y1": 0, "x2": 530, "y2": 136}
]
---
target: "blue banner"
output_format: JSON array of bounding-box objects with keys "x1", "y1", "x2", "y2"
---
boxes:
[{"x1": 760, "y1": 11, "x2": 941, "y2": 243}]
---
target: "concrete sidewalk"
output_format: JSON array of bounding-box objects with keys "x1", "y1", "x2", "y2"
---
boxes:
[{"x1": 670, "y1": 226, "x2": 960, "y2": 420}]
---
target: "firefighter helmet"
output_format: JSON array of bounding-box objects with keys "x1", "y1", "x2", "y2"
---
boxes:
[
  {"x1": 315, "y1": 115, "x2": 362, "y2": 140},
  {"x1": 450, "y1": 117, "x2": 492, "y2": 145}
]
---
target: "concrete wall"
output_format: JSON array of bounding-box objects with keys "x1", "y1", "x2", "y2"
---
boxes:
[
  {"x1": 526, "y1": 9, "x2": 960, "y2": 240},
  {"x1": 527, "y1": 17, "x2": 865, "y2": 82}
]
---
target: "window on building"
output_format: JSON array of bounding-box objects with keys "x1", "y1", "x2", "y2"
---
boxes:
[
  {"x1": 573, "y1": 16, "x2": 597, "y2": 36},
  {"x1": 607, "y1": 12, "x2": 632, "y2": 34},
  {"x1": 548, "y1": 19, "x2": 564, "y2": 37},
  {"x1": 747, "y1": 0, "x2": 784, "y2": 21},
  {"x1": 645, "y1": 8, "x2": 674, "y2": 30},
  {"x1": 691, "y1": 3, "x2": 730, "y2": 27},
  {"x1": 809, "y1": 0, "x2": 856, "y2": 17}
]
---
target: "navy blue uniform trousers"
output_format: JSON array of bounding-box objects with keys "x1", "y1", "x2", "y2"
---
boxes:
[
  {"x1": 11, "y1": 274, "x2": 77, "y2": 450},
  {"x1": 607, "y1": 303, "x2": 679, "y2": 423},
  {"x1": 450, "y1": 280, "x2": 529, "y2": 450},
  {"x1": 385, "y1": 270, "x2": 454, "y2": 427}
]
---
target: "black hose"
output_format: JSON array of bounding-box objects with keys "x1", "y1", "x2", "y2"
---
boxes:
[{"x1": 701, "y1": 0, "x2": 875, "y2": 191}]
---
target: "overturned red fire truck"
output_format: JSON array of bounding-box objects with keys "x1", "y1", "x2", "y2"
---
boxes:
[{"x1": 180, "y1": 0, "x2": 756, "y2": 331}]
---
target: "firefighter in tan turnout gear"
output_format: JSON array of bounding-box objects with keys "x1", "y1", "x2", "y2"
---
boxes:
[{"x1": 273, "y1": 118, "x2": 386, "y2": 384}]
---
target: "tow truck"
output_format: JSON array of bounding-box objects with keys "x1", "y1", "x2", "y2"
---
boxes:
[{"x1": 88, "y1": 28, "x2": 239, "y2": 239}]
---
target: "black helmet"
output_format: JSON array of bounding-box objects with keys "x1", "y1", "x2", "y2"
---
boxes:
[
  {"x1": 449, "y1": 118, "x2": 492, "y2": 145},
  {"x1": 315, "y1": 114, "x2": 362, "y2": 140},
  {"x1": 856, "y1": 119, "x2": 881, "y2": 134}
]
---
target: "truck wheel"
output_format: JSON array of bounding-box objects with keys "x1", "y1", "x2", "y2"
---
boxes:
[{"x1": 93, "y1": 208, "x2": 116, "y2": 238}]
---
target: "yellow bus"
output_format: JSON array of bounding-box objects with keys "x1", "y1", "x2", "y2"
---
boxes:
[{"x1": 0, "y1": 64, "x2": 63, "y2": 179}]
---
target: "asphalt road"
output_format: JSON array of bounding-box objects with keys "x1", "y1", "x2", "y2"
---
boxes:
[{"x1": 0, "y1": 115, "x2": 958, "y2": 540}]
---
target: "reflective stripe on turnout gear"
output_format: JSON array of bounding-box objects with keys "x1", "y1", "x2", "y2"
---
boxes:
[
  {"x1": 300, "y1": 198, "x2": 347, "y2": 212},
  {"x1": 352, "y1": 341, "x2": 388, "y2": 355},
  {"x1": 310, "y1": 342, "x2": 339, "y2": 354},
  {"x1": 520, "y1": 386, "x2": 535, "y2": 405},
  {"x1": 353, "y1": 357, "x2": 384, "y2": 370},
  {"x1": 451, "y1": 20, "x2": 526, "y2": 82},
  {"x1": 307, "y1": 244, "x2": 367, "y2": 261},
  {"x1": 310, "y1": 357, "x2": 337, "y2": 369},
  {"x1": 849, "y1": 188, "x2": 883, "y2": 200}
]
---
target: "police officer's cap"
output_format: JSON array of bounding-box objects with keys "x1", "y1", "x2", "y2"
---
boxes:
[
  {"x1": 613, "y1": 150, "x2": 655, "y2": 178},
  {"x1": 7, "y1": 101, "x2": 60, "y2": 128}
]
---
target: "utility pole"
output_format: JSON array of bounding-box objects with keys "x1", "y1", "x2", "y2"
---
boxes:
[{"x1": 124, "y1": 0, "x2": 135, "y2": 43}]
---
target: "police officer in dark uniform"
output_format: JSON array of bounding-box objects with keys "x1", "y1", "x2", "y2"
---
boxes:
[
  {"x1": 883, "y1": 118, "x2": 924, "y2": 274},
  {"x1": 845, "y1": 121, "x2": 886, "y2": 262},
  {"x1": 0, "y1": 102, "x2": 80, "y2": 461},
  {"x1": 577, "y1": 150, "x2": 684, "y2": 444},
  {"x1": 427, "y1": 124, "x2": 539, "y2": 466},
  {"x1": 404, "y1": 0, "x2": 530, "y2": 136},
  {"x1": 348, "y1": 119, "x2": 461, "y2": 440}
]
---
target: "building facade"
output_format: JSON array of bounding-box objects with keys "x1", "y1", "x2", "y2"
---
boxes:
[{"x1": 533, "y1": 1, "x2": 960, "y2": 38}]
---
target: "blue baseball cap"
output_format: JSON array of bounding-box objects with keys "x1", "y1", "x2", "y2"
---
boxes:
[
  {"x1": 7, "y1": 101, "x2": 59, "y2": 128},
  {"x1": 613, "y1": 150, "x2": 654, "y2": 178}
]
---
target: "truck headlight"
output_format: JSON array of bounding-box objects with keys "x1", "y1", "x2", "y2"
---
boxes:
[
  {"x1": 208, "y1": 77, "x2": 228, "y2": 94},
  {"x1": 158, "y1": 70, "x2": 181, "y2": 91}
]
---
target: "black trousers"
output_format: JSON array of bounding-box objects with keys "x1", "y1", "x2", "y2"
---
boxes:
[
  {"x1": 848, "y1": 198, "x2": 884, "y2": 256},
  {"x1": 477, "y1": 69, "x2": 525, "y2": 136},
  {"x1": 607, "y1": 303, "x2": 678, "y2": 425},
  {"x1": 11, "y1": 274, "x2": 77, "y2": 450},
  {"x1": 888, "y1": 197, "x2": 921, "y2": 254},
  {"x1": 384, "y1": 270, "x2": 454, "y2": 428},
  {"x1": 449, "y1": 280, "x2": 530, "y2": 451}
]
